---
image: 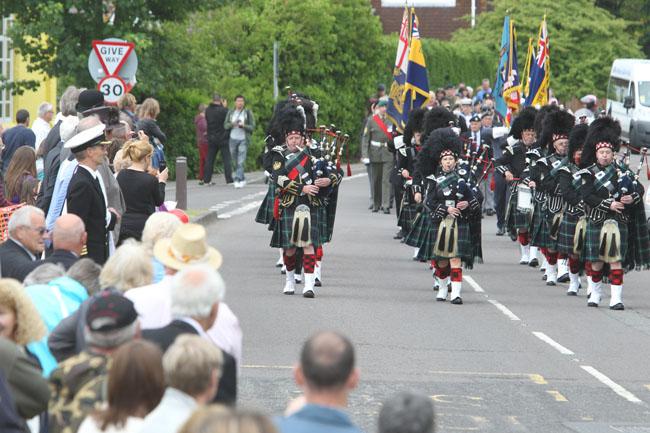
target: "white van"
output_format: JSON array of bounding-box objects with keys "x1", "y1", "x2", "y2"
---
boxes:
[{"x1": 606, "y1": 59, "x2": 650, "y2": 148}]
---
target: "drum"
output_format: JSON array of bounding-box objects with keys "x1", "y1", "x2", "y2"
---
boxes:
[{"x1": 516, "y1": 184, "x2": 533, "y2": 213}]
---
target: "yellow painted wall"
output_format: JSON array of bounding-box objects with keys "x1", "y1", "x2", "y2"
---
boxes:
[{"x1": 3, "y1": 51, "x2": 57, "y2": 128}]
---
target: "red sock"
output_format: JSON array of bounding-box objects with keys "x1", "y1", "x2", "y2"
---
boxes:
[
  {"x1": 303, "y1": 254, "x2": 316, "y2": 274},
  {"x1": 558, "y1": 253, "x2": 568, "y2": 260},
  {"x1": 546, "y1": 251, "x2": 558, "y2": 265},
  {"x1": 569, "y1": 257, "x2": 580, "y2": 274},
  {"x1": 315, "y1": 246, "x2": 323, "y2": 261},
  {"x1": 591, "y1": 268, "x2": 603, "y2": 283},
  {"x1": 585, "y1": 261, "x2": 592, "y2": 277},
  {"x1": 450, "y1": 268, "x2": 462, "y2": 282},
  {"x1": 517, "y1": 232, "x2": 529, "y2": 246},
  {"x1": 440, "y1": 266, "x2": 451, "y2": 279},
  {"x1": 434, "y1": 267, "x2": 444, "y2": 278},
  {"x1": 609, "y1": 269, "x2": 624, "y2": 285},
  {"x1": 283, "y1": 252, "x2": 296, "y2": 272}
]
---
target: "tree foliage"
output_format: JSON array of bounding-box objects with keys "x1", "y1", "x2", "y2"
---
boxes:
[
  {"x1": 451, "y1": 0, "x2": 643, "y2": 102},
  {"x1": 595, "y1": 0, "x2": 650, "y2": 57}
]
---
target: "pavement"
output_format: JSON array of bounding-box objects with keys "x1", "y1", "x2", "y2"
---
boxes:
[{"x1": 192, "y1": 168, "x2": 650, "y2": 433}]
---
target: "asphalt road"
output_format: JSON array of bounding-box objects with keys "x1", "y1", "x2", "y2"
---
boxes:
[{"x1": 202, "y1": 172, "x2": 650, "y2": 433}]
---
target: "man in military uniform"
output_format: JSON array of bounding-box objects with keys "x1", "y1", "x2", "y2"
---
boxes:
[
  {"x1": 362, "y1": 99, "x2": 394, "y2": 213},
  {"x1": 48, "y1": 293, "x2": 139, "y2": 433}
]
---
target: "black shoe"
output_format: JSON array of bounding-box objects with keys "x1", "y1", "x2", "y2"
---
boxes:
[
  {"x1": 315, "y1": 278, "x2": 322, "y2": 287},
  {"x1": 198, "y1": 180, "x2": 204, "y2": 185},
  {"x1": 451, "y1": 297, "x2": 463, "y2": 305},
  {"x1": 383, "y1": 208, "x2": 390, "y2": 214},
  {"x1": 529, "y1": 258, "x2": 539, "y2": 267},
  {"x1": 546, "y1": 281, "x2": 556, "y2": 286},
  {"x1": 496, "y1": 227, "x2": 505, "y2": 236},
  {"x1": 368, "y1": 204, "x2": 373, "y2": 210},
  {"x1": 372, "y1": 208, "x2": 379, "y2": 213},
  {"x1": 566, "y1": 291, "x2": 578, "y2": 296},
  {"x1": 609, "y1": 303, "x2": 624, "y2": 311},
  {"x1": 587, "y1": 302, "x2": 598, "y2": 307},
  {"x1": 303, "y1": 290, "x2": 315, "y2": 298},
  {"x1": 542, "y1": 274, "x2": 547, "y2": 281},
  {"x1": 486, "y1": 209, "x2": 495, "y2": 216},
  {"x1": 436, "y1": 298, "x2": 446, "y2": 302},
  {"x1": 393, "y1": 231, "x2": 404, "y2": 240},
  {"x1": 281, "y1": 269, "x2": 286, "y2": 275},
  {"x1": 433, "y1": 285, "x2": 439, "y2": 291},
  {"x1": 557, "y1": 273, "x2": 570, "y2": 283}
]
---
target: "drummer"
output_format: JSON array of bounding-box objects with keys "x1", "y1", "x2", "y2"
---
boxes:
[{"x1": 495, "y1": 107, "x2": 539, "y2": 265}]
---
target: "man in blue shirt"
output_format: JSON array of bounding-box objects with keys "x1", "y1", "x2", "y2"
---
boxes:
[
  {"x1": 275, "y1": 331, "x2": 364, "y2": 433},
  {"x1": 1, "y1": 109, "x2": 36, "y2": 175}
]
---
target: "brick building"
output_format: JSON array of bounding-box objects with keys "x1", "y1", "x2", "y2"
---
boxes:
[{"x1": 370, "y1": 0, "x2": 489, "y2": 39}]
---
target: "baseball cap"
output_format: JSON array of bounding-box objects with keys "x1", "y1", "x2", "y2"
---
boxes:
[{"x1": 86, "y1": 292, "x2": 138, "y2": 333}]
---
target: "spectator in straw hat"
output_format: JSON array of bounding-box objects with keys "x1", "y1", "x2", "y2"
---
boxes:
[{"x1": 125, "y1": 224, "x2": 242, "y2": 369}]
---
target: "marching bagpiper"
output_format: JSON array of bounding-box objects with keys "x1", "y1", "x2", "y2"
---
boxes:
[
  {"x1": 577, "y1": 116, "x2": 650, "y2": 309},
  {"x1": 495, "y1": 107, "x2": 539, "y2": 265},
  {"x1": 406, "y1": 128, "x2": 482, "y2": 304},
  {"x1": 528, "y1": 110, "x2": 575, "y2": 285},
  {"x1": 555, "y1": 123, "x2": 589, "y2": 295},
  {"x1": 269, "y1": 105, "x2": 341, "y2": 298}
]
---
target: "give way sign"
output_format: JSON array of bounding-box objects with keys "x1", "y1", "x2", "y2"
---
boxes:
[{"x1": 92, "y1": 39, "x2": 135, "y2": 77}]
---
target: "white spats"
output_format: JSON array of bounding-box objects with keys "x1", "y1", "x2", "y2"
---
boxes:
[
  {"x1": 610, "y1": 284, "x2": 623, "y2": 307},
  {"x1": 283, "y1": 270, "x2": 296, "y2": 294},
  {"x1": 567, "y1": 272, "x2": 581, "y2": 294},
  {"x1": 519, "y1": 244, "x2": 530, "y2": 264}
]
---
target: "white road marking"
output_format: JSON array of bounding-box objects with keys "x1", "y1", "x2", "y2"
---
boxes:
[
  {"x1": 343, "y1": 173, "x2": 367, "y2": 181},
  {"x1": 532, "y1": 332, "x2": 575, "y2": 355},
  {"x1": 210, "y1": 191, "x2": 267, "y2": 211},
  {"x1": 218, "y1": 200, "x2": 263, "y2": 219},
  {"x1": 463, "y1": 275, "x2": 485, "y2": 293},
  {"x1": 487, "y1": 299, "x2": 521, "y2": 321},
  {"x1": 580, "y1": 365, "x2": 643, "y2": 404}
]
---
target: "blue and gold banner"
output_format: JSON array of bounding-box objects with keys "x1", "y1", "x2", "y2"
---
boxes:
[{"x1": 401, "y1": 8, "x2": 430, "y2": 128}]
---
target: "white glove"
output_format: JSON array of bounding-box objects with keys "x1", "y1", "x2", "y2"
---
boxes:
[{"x1": 361, "y1": 158, "x2": 370, "y2": 165}]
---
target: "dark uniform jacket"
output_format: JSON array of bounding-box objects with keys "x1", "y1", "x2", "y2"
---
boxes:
[
  {"x1": 65, "y1": 166, "x2": 117, "y2": 265},
  {"x1": 0, "y1": 239, "x2": 38, "y2": 281},
  {"x1": 205, "y1": 103, "x2": 229, "y2": 146}
]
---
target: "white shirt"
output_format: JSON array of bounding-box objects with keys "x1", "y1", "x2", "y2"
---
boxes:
[
  {"x1": 78, "y1": 416, "x2": 144, "y2": 433},
  {"x1": 125, "y1": 277, "x2": 243, "y2": 368},
  {"x1": 140, "y1": 388, "x2": 197, "y2": 433},
  {"x1": 31, "y1": 117, "x2": 51, "y2": 152}
]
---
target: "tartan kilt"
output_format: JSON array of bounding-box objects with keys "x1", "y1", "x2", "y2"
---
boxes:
[
  {"x1": 530, "y1": 204, "x2": 552, "y2": 248},
  {"x1": 557, "y1": 212, "x2": 581, "y2": 255},
  {"x1": 270, "y1": 204, "x2": 326, "y2": 249},
  {"x1": 583, "y1": 219, "x2": 629, "y2": 263},
  {"x1": 417, "y1": 218, "x2": 472, "y2": 261},
  {"x1": 255, "y1": 183, "x2": 276, "y2": 227},
  {"x1": 404, "y1": 210, "x2": 429, "y2": 248},
  {"x1": 398, "y1": 203, "x2": 418, "y2": 233}
]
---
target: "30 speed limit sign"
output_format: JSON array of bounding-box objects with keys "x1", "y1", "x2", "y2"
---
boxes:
[{"x1": 97, "y1": 76, "x2": 127, "y2": 104}]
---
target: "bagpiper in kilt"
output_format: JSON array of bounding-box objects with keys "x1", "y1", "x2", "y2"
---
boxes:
[
  {"x1": 407, "y1": 127, "x2": 481, "y2": 305},
  {"x1": 555, "y1": 123, "x2": 589, "y2": 295},
  {"x1": 576, "y1": 116, "x2": 650, "y2": 310},
  {"x1": 528, "y1": 110, "x2": 575, "y2": 285},
  {"x1": 494, "y1": 106, "x2": 539, "y2": 266},
  {"x1": 269, "y1": 105, "x2": 338, "y2": 298}
]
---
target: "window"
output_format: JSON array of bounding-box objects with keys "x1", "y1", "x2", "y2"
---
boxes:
[
  {"x1": 637, "y1": 82, "x2": 650, "y2": 107},
  {"x1": 0, "y1": 16, "x2": 13, "y2": 124},
  {"x1": 607, "y1": 77, "x2": 629, "y2": 103}
]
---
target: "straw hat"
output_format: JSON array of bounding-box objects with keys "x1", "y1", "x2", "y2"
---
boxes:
[{"x1": 153, "y1": 223, "x2": 222, "y2": 270}]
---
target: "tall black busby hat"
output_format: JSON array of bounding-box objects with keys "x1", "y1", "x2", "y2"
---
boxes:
[
  {"x1": 429, "y1": 128, "x2": 463, "y2": 164},
  {"x1": 403, "y1": 108, "x2": 427, "y2": 146},
  {"x1": 533, "y1": 105, "x2": 559, "y2": 137},
  {"x1": 539, "y1": 110, "x2": 575, "y2": 150},
  {"x1": 581, "y1": 116, "x2": 621, "y2": 167},
  {"x1": 277, "y1": 105, "x2": 306, "y2": 139},
  {"x1": 568, "y1": 123, "x2": 589, "y2": 165},
  {"x1": 509, "y1": 106, "x2": 537, "y2": 140},
  {"x1": 423, "y1": 107, "x2": 457, "y2": 140}
]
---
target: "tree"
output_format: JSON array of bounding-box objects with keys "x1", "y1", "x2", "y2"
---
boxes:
[
  {"x1": 0, "y1": 0, "x2": 223, "y2": 91},
  {"x1": 451, "y1": 0, "x2": 643, "y2": 102},
  {"x1": 595, "y1": 0, "x2": 650, "y2": 56}
]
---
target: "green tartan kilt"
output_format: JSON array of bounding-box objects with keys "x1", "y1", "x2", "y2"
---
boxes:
[
  {"x1": 270, "y1": 204, "x2": 327, "y2": 249},
  {"x1": 583, "y1": 219, "x2": 628, "y2": 263},
  {"x1": 404, "y1": 210, "x2": 429, "y2": 248},
  {"x1": 255, "y1": 183, "x2": 276, "y2": 227},
  {"x1": 398, "y1": 203, "x2": 418, "y2": 233},
  {"x1": 530, "y1": 203, "x2": 551, "y2": 248},
  {"x1": 505, "y1": 186, "x2": 531, "y2": 233},
  {"x1": 557, "y1": 212, "x2": 581, "y2": 255},
  {"x1": 405, "y1": 212, "x2": 472, "y2": 261}
]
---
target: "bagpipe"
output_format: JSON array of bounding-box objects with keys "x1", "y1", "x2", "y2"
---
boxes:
[
  {"x1": 307, "y1": 125, "x2": 349, "y2": 197},
  {"x1": 615, "y1": 143, "x2": 647, "y2": 199}
]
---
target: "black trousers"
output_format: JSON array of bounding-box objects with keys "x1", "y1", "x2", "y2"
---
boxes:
[
  {"x1": 494, "y1": 171, "x2": 508, "y2": 228},
  {"x1": 204, "y1": 137, "x2": 233, "y2": 183}
]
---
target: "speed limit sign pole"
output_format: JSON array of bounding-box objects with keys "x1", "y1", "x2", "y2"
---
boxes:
[{"x1": 97, "y1": 75, "x2": 127, "y2": 105}]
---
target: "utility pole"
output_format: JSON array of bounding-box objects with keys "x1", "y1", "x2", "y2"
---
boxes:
[{"x1": 273, "y1": 41, "x2": 279, "y2": 100}]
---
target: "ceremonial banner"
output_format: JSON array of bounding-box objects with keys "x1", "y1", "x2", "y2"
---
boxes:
[
  {"x1": 386, "y1": 7, "x2": 409, "y2": 129},
  {"x1": 494, "y1": 16, "x2": 521, "y2": 127},
  {"x1": 401, "y1": 9, "x2": 430, "y2": 128},
  {"x1": 525, "y1": 17, "x2": 550, "y2": 107},
  {"x1": 522, "y1": 37, "x2": 534, "y2": 103}
]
